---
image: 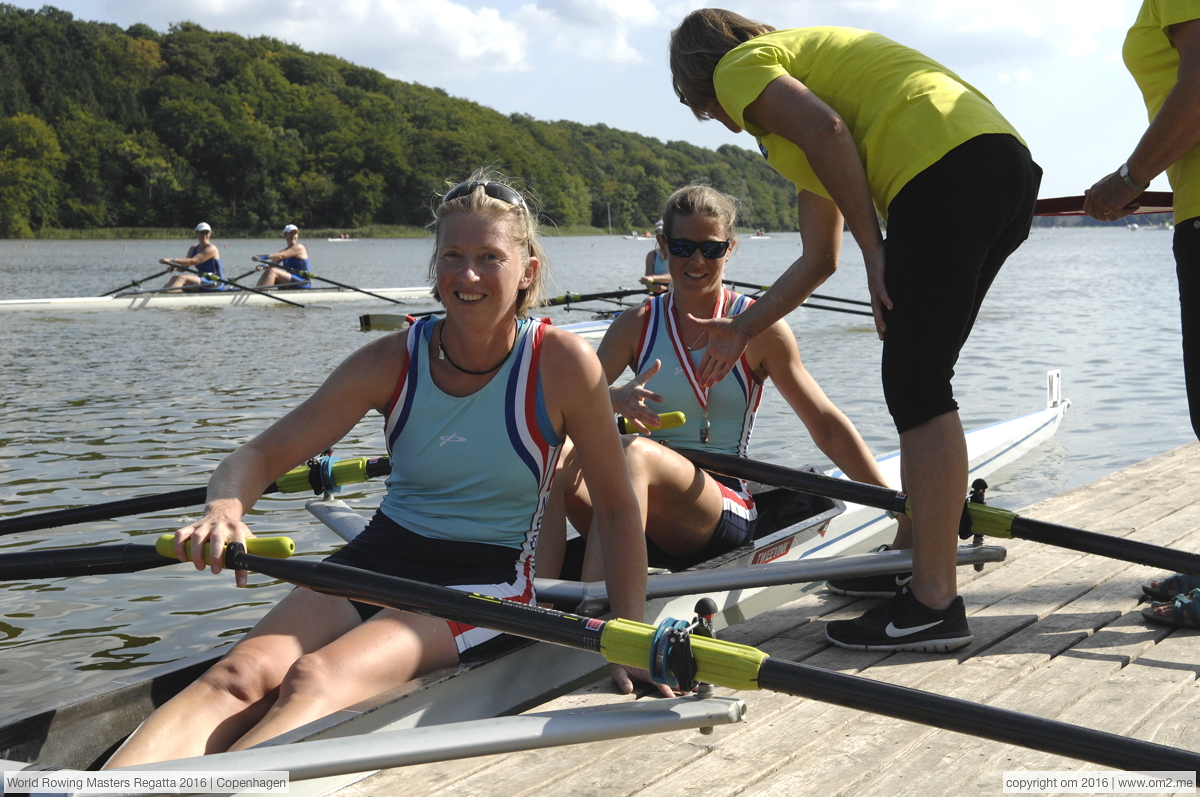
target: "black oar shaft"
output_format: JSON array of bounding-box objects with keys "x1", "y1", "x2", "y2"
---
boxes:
[
  {"x1": 0, "y1": 543, "x2": 167, "y2": 580},
  {"x1": 722, "y1": 280, "x2": 871, "y2": 308},
  {"x1": 227, "y1": 550, "x2": 605, "y2": 653},
  {"x1": 182, "y1": 267, "x2": 311, "y2": 308},
  {"x1": 678, "y1": 449, "x2": 1200, "y2": 576},
  {"x1": 0, "y1": 488, "x2": 207, "y2": 536},
  {"x1": 102, "y1": 269, "x2": 173, "y2": 296},
  {"x1": 802, "y1": 302, "x2": 873, "y2": 317},
  {"x1": 543, "y1": 288, "x2": 648, "y2": 307},
  {"x1": 226, "y1": 547, "x2": 1200, "y2": 773},
  {"x1": 1010, "y1": 515, "x2": 1200, "y2": 575},
  {"x1": 756, "y1": 658, "x2": 1200, "y2": 772},
  {"x1": 298, "y1": 271, "x2": 405, "y2": 305},
  {"x1": 0, "y1": 457, "x2": 394, "y2": 537}
]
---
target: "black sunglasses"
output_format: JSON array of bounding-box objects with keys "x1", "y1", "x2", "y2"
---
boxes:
[
  {"x1": 442, "y1": 180, "x2": 526, "y2": 209},
  {"x1": 667, "y1": 237, "x2": 732, "y2": 259}
]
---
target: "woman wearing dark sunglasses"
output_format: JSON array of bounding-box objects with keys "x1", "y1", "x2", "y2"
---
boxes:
[
  {"x1": 541, "y1": 184, "x2": 898, "y2": 635},
  {"x1": 104, "y1": 172, "x2": 659, "y2": 767},
  {"x1": 667, "y1": 9, "x2": 1042, "y2": 653}
]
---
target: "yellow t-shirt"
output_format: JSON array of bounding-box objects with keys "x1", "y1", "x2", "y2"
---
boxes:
[
  {"x1": 1123, "y1": 0, "x2": 1200, "y2": 223},
  {"x1": 713, "y1": 28, "x2": 1024, "y2": 220}
]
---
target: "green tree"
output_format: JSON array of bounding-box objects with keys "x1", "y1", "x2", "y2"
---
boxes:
[{"x1": 0, "y1": 113, "x2": 65, "y2": 237}]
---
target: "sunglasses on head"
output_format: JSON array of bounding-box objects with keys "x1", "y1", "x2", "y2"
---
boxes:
[
  {"x1": 666, "y1": 237, "x2": 732, "y2": 259},
  {"x1": 442, "y1": 180, "x2": 526, "y2": 209}
]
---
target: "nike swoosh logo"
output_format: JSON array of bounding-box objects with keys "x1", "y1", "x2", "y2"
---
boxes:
[
  {"x1": 885, "y1": 620, "x2": 942, "y2": 638},
  {"x1": 895, "y1": 575, "x2": 913, "y2": 587}
]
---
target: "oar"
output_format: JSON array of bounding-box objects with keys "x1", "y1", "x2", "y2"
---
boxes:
[
  {"x1": 292, "y1": 268, "x2": 408, "y2": 305},
  {"x1": 224, "y1": 545, "x2": 1200, "y2": 773},
  {"x1": 227, "y1": 267, "x2": 259, "y2": 283},
  {"x1": 721, "y1": 280, "x2": 874, "y2": 318},
  {"x1": 1034, "y1": 192, "x2": 1173, "y2": 216},
  {"x1": 0, "y1": 456, "x2": 392, "y2": 537},
  {"x1": 0, "y1": 535, "x2": 294, "y2": 581},
  {"x1": 178, "y1": 266, "x2": 327, "y2": 309},
  {"x1": 101, "y1": 268, "x2": 173, "y2": 296},
  {"x1": 675, "y1": 449, "x2": 1200, "y2": 577},
  {"x1": 359, "y1": 310, "x2": 443, "y2": 332},
  {"x1": 542, "y1": 288, "x2": 650, "y2": 307}
]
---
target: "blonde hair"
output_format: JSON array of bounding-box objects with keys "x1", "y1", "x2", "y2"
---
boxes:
[
  {"x1": 661, "y1": 183, "x2": 743, "y2": 241},
  {"x1": 669, "y1": 8, "x2": 775, "y2": 119},
  {"x1": 428, "y1": 169, "x2": 548, "y2": 318}
]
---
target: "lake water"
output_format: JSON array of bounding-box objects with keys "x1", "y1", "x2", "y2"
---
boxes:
[{"x1": 0, "y1": 227, "x2": 1193, "y2": 716}]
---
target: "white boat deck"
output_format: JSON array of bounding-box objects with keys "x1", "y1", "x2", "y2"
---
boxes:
[{"x1": 0, "y1": 286, "x2": 432, "y2": 312}]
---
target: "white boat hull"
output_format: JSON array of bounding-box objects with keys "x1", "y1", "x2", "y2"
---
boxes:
[{"x1": 0, "y1": 286, "x2": 433, "y2": 312}]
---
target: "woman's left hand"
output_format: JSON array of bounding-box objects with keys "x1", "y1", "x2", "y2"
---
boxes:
[
  {"x1": 1083, "y1": 173, "x2": 1143, "y2": 221},
  {"x1": 864, "y1": 247, "x2": 891, "y2": 340},
  {"x1": 610, "y1": 663, "x2": 681, "y2": 698}
]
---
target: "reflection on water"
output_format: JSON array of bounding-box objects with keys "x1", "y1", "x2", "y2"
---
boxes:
[{"x1": 0, "y1": 228, "x2": 1193, "y2": 714}]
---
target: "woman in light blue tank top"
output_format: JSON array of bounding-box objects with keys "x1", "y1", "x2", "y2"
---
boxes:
[
  {"x1": 106, "y1": 172, "x2": 664, "y2": 769},
  {"x1": 543, "y1": 184, "x2": 901, "y2": 580}
]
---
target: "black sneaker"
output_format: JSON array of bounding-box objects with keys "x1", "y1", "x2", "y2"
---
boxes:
[
  {"x1": 824, "y1": 587, "x2": 973, "y2": 653},
  {"x1": 825, "y1": 570, "x2": 913, "y2": 598}
]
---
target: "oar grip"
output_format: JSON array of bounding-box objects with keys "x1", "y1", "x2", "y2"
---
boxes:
[
  {"x1": 617, "y1": 411, "x2": 686, "y2": 434},
  {"x1": 600, "y1": 619, "x2": 768, "y2": 692},
  {"x1": 155, "y1": 534, "x2": 295, "y2": 563}
]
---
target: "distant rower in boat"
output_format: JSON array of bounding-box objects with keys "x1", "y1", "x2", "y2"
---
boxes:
[
  {"x1": 541, "y1": 184, "x2": 904, "y2": 588},
  {"x1": 640, "y1": 218, "x2": 672, "y2": 293},
  {"x1": 253, "y1": 223, "x2": 312, "y2": 288},
  {"x1": 159, "y1": 222, "x2": 225, "y2": 291},
  {"x1": 103, "y1": 172, "x2": 664, "y2": 768},
  {"x1": 669, "y1": 9, "x2": 1042, "y2": 653}
]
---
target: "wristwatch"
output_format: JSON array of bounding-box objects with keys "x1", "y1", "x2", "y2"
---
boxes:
[{"x1": 1119, "y1": 163, "x2": 1147, "y2": 193}]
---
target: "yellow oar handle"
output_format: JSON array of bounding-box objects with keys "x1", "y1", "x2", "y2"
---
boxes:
[
  {"x1": 155, "y1": 534, "x2": 295, "y2": 564},
  {"x1": 600, "y1": 618, "x2": 768, "y2": 692},
  {"x1": 274, "y1": 457, "x2": 373, "y2": 494},
  {"x1": 902, "y1": 499, "x2": 1017, "y2": 539},
  {"x1": 617, "y1": 411, "x2": 686, "y2": 434}
]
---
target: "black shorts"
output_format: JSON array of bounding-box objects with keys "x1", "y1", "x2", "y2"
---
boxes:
[
  {"x1": 1176, "y1": 216, "x2": 1200, "y2": 439},
  {"x1": 324, "y1": 511, "x2": 534, "y2": 653},
  {"x1": 881, "y1": 134, "x2": 1043, "y2": 433},
  {"x1": 645, "y1": 473, "x2": 757, "y2": 570}
]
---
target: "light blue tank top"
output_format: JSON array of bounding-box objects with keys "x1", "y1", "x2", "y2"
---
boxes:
[
  {"x1": 379, "y1": 316, "x2": 563, "y2": 549},
  {"x1": 634, "y1": 290, "x2": 763, "y2": 456},
  {"x1": 653, "y1": 250, "x2": 669, "y2": 276}
]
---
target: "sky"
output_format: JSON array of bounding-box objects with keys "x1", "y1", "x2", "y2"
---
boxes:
[{"x1": 13, "y1": 0, "x2": 1168, "y2": 197}]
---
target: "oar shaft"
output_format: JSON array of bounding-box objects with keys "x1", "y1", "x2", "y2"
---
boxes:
[
  {"x1": 297, "y1": 271, "x2": 406, "y2": 305},
  {"x1": 0, "y1": 543, "x2": 167, "y2": 580},
  {"x1": 227, "y1": 550, "x2": 606, "y2": 652},
  {"x1": 0, "y1": 457, "x2": 393, "y2": 537},
  {"x1": 101, "y1": 269, "x2": 172, "y2": 296},
  {"x1": 680, "y1": 449, "x2": 1200, "y2": 577},
  {"x1": 543, "y1": 288, "x2": 648, "y2": 307},
  {"x1": 755, "y1": 658, "x2": 1200, "y2": 772},
  {"x1": 1010, "y1": 515, "x2": 1200, "y2": 575},
  {"x1": 182, "y1": 267, "x2": 310, "y2": 308},
  {"x1": 0, "y1": 487, "x2": 208, "y2": 536},
  {"x1": 802, "y1": 302, "x2": 873, "y2": 317}
]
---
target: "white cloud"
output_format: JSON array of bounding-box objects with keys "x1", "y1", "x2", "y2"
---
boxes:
[
  {"x1": 514, "y1": 0, "x2": 661, "y2": 64},
  {"x1": 107, "y1": 0, "x2": 533, "y2": 80}
]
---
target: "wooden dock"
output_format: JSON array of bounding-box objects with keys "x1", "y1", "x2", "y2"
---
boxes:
[{"x1": 336, "y1": 442, "x2": 1200, "y2": 797}]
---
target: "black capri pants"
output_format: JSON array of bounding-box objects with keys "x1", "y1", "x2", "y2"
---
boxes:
[
  {"x1": 881, "y1": 134, "x2": 1042, "y2": 433},
  {"x1": 1176, "y1": 216, "x2": 1200, "y2": 439}
]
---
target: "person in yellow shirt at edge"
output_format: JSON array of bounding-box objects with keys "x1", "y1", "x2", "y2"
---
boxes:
[
  {"x1": 668, "y1": 9, "x2": 1042, "y2": 652},
  {"x1": 1083, "y1": 1, "x2": 1200, "y2": 627}
]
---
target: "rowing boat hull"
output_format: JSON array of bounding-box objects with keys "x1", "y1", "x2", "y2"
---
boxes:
[
  {"x1": 0, "y1": 287, "x2": 434, "y2": 312},
  {"x1": 0, "y1": 380, "x2": 1067, "y2": 791}
]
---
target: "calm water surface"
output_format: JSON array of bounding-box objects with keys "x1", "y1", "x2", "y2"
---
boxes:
[{"x1": 0, "y1": 228, "x2": 1193, "y2": 715}]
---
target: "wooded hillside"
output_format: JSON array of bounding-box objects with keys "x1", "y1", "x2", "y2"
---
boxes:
[{"x1": 0, "y1": 5, "x2": 798, "y2": 237}]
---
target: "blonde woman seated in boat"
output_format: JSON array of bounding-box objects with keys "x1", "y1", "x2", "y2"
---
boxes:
[
  {"x1": 540, "y1": 184, "x2": 906, "y2": 596},
  {"x1": 105, "y1": 172, "x2": 660, "y2": 767}
]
